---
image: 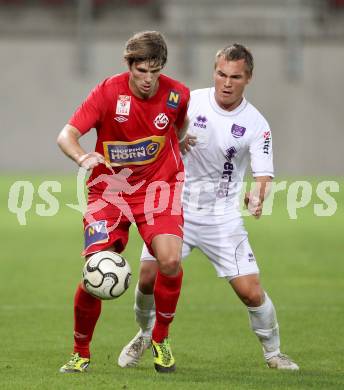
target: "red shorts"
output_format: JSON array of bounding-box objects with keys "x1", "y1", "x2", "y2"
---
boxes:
[{"x1": 82, "y1": 184, "x2": 183, "y2": 257}]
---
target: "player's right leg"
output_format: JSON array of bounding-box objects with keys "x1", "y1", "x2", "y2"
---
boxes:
[
  {"x1": 118, "y1": 259, "x2": 158, "y2": 368},
  {"x1": 60, "y1": 193, "x2": 131, "y2": 373},
  {"x1": 59, "y1": 275, "x2": 101, "y2": 373}
]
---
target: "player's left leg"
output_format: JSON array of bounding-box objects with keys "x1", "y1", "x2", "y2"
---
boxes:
[
  {"x1": 229, "y1": 274, "x2": 299, "y2": 370},
  {"x1": 149, "y1": 233, "x2": 183, "y2": 373},
  {"x1": 199, "y1": 219, "x2": 299, "y2": 370},
  {"x1": 118, "y1": 236, "x2": 193, "y2": 369},
  {"x1": 135, "y1": 201, "x2": 186, "y2": 373}
]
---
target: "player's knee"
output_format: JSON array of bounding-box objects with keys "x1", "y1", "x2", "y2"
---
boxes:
[
  {"x1": 138, "y1": 264, "x2": 156, "y2": 294},
  {"x1": 138, "y1": 261, "x2": 157, "y2": 293},
  {"x1": 158, "y1": 255, "x2": 181, "y2": 275},
  {"x1": 241, "y1": 288, "x2": 265, "y2": 307}
]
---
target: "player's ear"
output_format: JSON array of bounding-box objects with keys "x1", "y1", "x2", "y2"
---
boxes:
[
  {"x1": 212, "y1": 69, "x2": 217, "y2": 81},
  {"x1": 125, "y1": 59, "x2": 133, "y2": 71}
]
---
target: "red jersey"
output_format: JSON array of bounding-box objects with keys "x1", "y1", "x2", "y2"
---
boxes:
[{"x1": 69, "y1": 72, "x2": 190, "y2": 198}]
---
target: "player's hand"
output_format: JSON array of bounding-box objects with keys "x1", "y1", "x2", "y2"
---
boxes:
[
  {"x1": 244, "y1": 192, "x2": 263, "y2": 219},
  {"x1": 77, "y1": 152, "x2": 106, "y2": 170},
  {"x1": 179, "y1": 134, "x2": 197, "y2": 155}
]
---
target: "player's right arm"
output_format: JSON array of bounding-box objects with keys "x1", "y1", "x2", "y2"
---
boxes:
[
  {"x1": 57, "y1": 124, "x2": 105, "y2": 170},
  {"x1": 57, "y1": 80, "x2": 107, "y2": 170}
]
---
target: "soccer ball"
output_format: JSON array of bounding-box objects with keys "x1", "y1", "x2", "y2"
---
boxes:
[{"x1": 82, "y1": 251, "x2": 132, "y2": 300}]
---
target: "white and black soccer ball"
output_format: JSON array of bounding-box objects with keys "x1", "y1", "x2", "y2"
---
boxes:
[{"x1": 83, "y1": 251, "x2": 131, "y2": 300}]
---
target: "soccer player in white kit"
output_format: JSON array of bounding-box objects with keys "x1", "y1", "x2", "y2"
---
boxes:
[{"x1": 118, "y1": 44, "x2": 299, "y2": 370}]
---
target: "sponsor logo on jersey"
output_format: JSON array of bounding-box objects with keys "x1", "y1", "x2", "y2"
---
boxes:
[
  {"x1": 217, "y1": 146, "x2": 237, "y2": 198},
  {"x1": 264, "y1": 131, "x2": 271, "y2": 139},
  {"x1": 263, "y1": 131, "x2": 271, "y2": 154},
  {"x1": 116, "y1": 95, "x2": 131, "y2": 116},
  {"x1": 231, "y1": 123, "x2": 246, "y2": 138},
  {"x1": 114, "y1": 116, "x2": 128, "y2": 123},
  {"x1": 84, "y1": 220, "x2": 109, "y2": 250},
  {"x1": 193, "y1": 115, "x2": 208, "y2": 129},
  {"x1": 225, "y1": 146, "x2": 237, "y2": 161},
  {"x1": 154, "y1": 113, "x2": 169, "y2": 130},
  {"x1": 103, "y1": 136, "x2": 165, "y2": 166},
  {"x1": 167, "y1": 90, "x2": 180, "y2": 108}
]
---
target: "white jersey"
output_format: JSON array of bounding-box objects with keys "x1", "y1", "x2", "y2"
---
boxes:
[{"x1": 183, "y1": 87, "x2": 274, "y2": 218}]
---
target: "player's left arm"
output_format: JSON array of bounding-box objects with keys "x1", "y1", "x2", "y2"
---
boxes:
[
  {"x1": 176, "y1": 115, "x2": 189, "y2": 141},
  {"x1": 247, "y1": 117, "x2": 274, "y2": 219},
  {"x1": 174, "y1": 90, "x2": 196, "y2": 153},
  {"x1": 176, "y1": 116, "x2": 196, "y2": 154},
  {"x1": 244, "y1": 176, "x2": 273, "y2": 219},
  {"x1": 177, "y1": 97, "x2": 197, "y2": 154}
]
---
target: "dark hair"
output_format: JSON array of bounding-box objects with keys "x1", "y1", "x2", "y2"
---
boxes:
[
  {"x1": 215, "y1": 43, "x2": 254, "y2": 76},
  {"x1": 124, "y1": 31, "x2": 168, "y2": 68}
]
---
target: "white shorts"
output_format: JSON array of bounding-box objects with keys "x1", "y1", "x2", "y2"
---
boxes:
[{"x1": 140, "y1": 213, "x2": 259, "y2": 280}]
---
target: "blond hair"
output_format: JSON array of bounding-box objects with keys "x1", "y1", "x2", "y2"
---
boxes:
[{"x1": 215, "y1": 43, "x2": 254, "y2": 76}]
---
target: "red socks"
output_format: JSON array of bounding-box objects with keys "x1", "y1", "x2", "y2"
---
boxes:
[
  {"x1": 73, "y1": 284, "x2": 101, "y2": 358},
  {"x1": 152, "y1": 269, "x2": 183, "y2": 343},
  {"x1": 73, "y1": 268, "x2": 183, "y2": 355}
]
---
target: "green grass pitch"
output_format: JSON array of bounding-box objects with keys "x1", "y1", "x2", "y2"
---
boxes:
[{"x1": 0, "y1": 175, "x2": 343, "y2": 389}]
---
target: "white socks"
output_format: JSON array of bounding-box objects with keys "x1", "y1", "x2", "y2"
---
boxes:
[
  {"x1": 134, "y1": 284, "x2": 155, "y2": 338},
  {"x1": 134, "y1": 284, "x2": 280, "y2": 360},
  {"x1": 247, "y1": 292, "x2": 280, "y2": 360}
]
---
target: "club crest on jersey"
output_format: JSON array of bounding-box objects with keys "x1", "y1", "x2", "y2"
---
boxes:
[
  {"x1": 103, "y1": 136, "x2": 166, "y2": 166},
  {"x1": 231, "y1": 123, "x2": 246, "y2": 138},
  {"x1": 167, "y1": 90, "x2": 180, "y2": 109},
  {"x1": 193, "y1": 115, "x2": 208, "y2": 129},
  {"x1": 154, "y1": 113, "x2": 169, "y2": 130},
  {"x1": 84, "y1": 220, "x2": 109, "y2": 250},
  {"x1": 116, "y1": 95, "x2": 131, "y2": 116}
]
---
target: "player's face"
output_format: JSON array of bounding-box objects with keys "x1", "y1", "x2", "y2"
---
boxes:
[
  {"x1": 129, "y1": 61, "x2": 162, "y2": 99},
  {"x1": 214, "y1": 57, "x2": 251, "y2": 111}
]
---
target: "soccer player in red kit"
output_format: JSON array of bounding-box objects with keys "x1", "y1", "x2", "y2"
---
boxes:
[{"x1": 57, "y1": 31, "x2": 190, "y2": 374}]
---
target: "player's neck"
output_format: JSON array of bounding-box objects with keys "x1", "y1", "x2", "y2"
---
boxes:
[{"x1": 216, "y1": 96, "x2": 243, "y2": 112}]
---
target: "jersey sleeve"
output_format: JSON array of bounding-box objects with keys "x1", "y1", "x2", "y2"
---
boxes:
[
  {"x1": 174, "y1": 87, "x2": 190, "y2": 130},
  {"x1": 249, "y1": 117, "x2": 274, "y2": 178},
  {"x1": 68, "y1": 81, "x2": 106, "y2": 135}
]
